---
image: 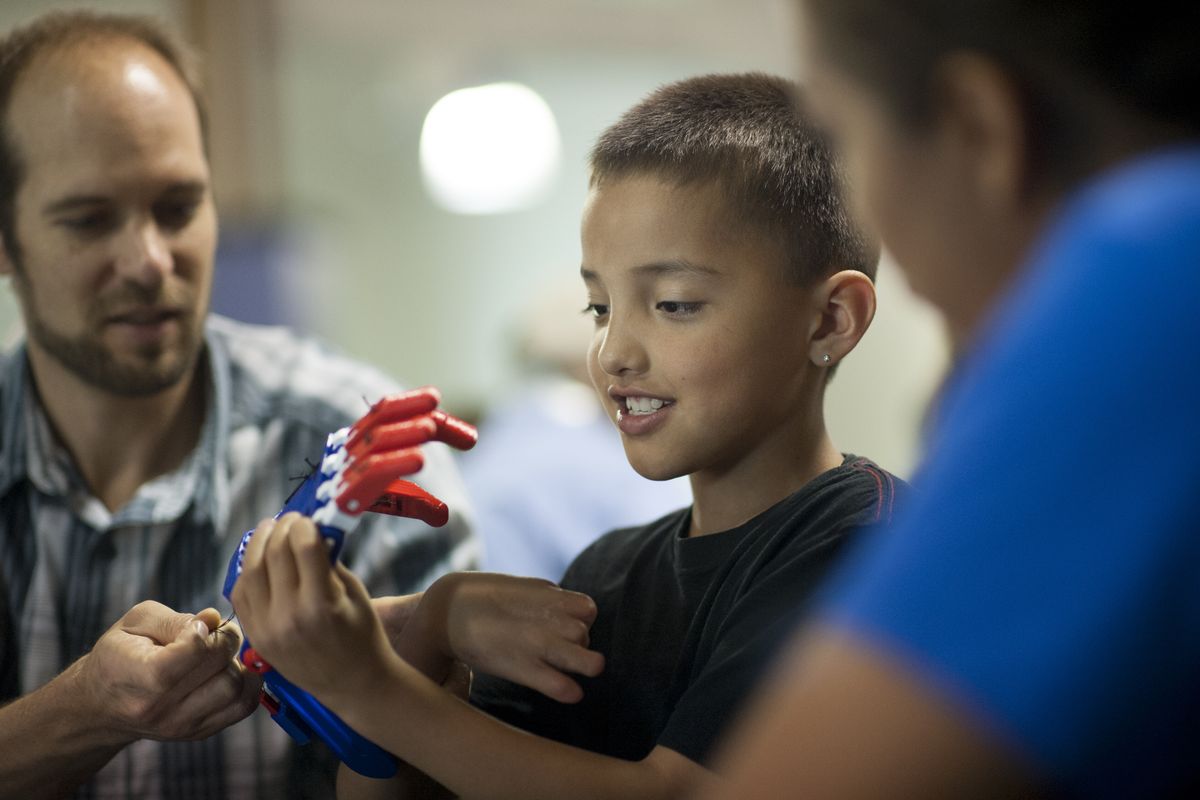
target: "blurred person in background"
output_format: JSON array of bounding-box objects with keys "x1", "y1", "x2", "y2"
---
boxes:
[
  {"x1": 0, "y1": 10, "x2": 473, "y2": 798},
  {"x1": 706, "y1": 1, "x2": 1200, "y2": 797},
  {"x1": 462, "y1": 280, "x2": 690, "y2": 581}
]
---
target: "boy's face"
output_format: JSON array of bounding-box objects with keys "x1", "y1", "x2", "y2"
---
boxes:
[{"x1": 581, "y1": 174, "x2": 818, "y2": 483}]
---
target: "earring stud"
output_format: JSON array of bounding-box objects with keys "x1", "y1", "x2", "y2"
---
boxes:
[{"x1": 821, "y1": 354, "x2": 831, "y2": 364}]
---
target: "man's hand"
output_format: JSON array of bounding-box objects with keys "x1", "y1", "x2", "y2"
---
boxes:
[
  {"x1": 0, "y1": 599, "x2": 261, "y2": 799},
  {"x1": 408, "y1": 572, "x2": 605, "y2": 703},
  {"x1": 75, "y1": 600, "x2": 261, "y2": 743}
]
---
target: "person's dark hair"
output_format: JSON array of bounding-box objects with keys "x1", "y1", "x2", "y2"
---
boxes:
[
  {"x1": 0, "y1": 10, "x2": 207, "y2": 266},
  {"x1": 803, "y1": 0, "x2": 1200, "y2": 189},
  {"x1": 590, "y1": 72, "x2": 879, "y2": 285}
]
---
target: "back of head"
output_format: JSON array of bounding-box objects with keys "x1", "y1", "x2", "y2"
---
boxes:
[
  {"x1": 589, "y1": 72, "x2": 879, "y2": 285},
  {"x1": 0, "y1": 10, "x2": 205, "y2": 264},
  {"x1": 802, "y1": 0, "x2": 1200, "y2": 192}
]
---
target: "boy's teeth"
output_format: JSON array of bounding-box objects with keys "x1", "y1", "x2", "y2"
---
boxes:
[{"x1": 624, "y1": 396, "x2": 666, "y2": 415}]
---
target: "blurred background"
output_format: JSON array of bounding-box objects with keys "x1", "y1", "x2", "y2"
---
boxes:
[{"x1": 0, "y1": 0, "x2": 948, "y2": 481}]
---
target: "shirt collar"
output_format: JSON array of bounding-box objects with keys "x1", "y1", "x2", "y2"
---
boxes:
[{"x1": 0, "y1": 322, "x2": 234, "y2": 533}]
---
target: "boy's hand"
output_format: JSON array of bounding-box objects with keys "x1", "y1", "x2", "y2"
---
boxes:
[
  {"x1": 230, "y1": 513, "x2": 398, "y2": 703},
  {"x1": 417, "y1": 572, "x2": 605, "y2": 704}
]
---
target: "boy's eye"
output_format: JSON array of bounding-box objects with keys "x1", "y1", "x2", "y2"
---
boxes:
[
  {"x1": 583, "y1": 303, "x2": 609, "y2": 319},
  {"x1": 656, "y1": 301, "x2": 703, "y2": 316}
]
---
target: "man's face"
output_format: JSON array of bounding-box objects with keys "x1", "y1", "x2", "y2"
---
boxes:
[
  {"x1": 581, "y1": 174, "x2": 817, "y2": 484},
  {"x1": 0, "y1": 38, "x2": 216, "y2": 396}
]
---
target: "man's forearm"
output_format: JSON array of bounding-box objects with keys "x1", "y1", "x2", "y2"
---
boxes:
[{"x1": 0, "y1": 658, "x2": 132, "y2": 798}]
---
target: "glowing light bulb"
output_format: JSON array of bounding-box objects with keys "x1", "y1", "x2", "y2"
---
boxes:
[{"x1": 420, "y1": 82, "x2": 562, "y2": 215}]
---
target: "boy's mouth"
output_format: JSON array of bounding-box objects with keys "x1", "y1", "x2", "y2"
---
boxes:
[{"x1": 622, "y1": 396, "x2": 674, "y2": 416}]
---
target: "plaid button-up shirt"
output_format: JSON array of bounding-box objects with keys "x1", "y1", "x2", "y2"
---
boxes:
[{"x1": 0, "y1": 315, "x2": 476, "y2": 799}]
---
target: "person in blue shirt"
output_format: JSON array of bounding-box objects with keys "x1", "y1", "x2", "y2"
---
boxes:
[{"x1": 705, "y1": 1, "x2": 1200, "y2": 798}]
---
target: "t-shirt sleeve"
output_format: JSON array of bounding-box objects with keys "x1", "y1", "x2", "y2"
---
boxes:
[{"x1": 816, "y1": 179, "x2": 1200, "y2": 792}]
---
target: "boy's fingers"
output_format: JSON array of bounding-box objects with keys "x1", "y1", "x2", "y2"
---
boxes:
[
  {"x1": 241, "y1": 517, "x2": 277, "y2": 571},
  {"x1": 526, "y1": 664, "x2": 584, "y2": 704},
  {"x1": 231, "y1": 518, "x2": 277, "y2": 618},
  {"x1": 263, "y1": 513, "x2": 304, "y2": 596},
  {"x1": 544, "y1": 640, "x2": 605, "y2": 679},
  {"x1": 290, "y1": 517, "x2": 338, "y2": 601},
  {"x1": 559, "y1": 591, "x2": 599, "y2": 626}
]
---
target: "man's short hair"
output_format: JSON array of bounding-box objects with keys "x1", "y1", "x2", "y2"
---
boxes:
[
  {"x1": 0, "y1": 10, "x2": 207, "y2": 265},
  {"x1": 589, "y1": 72, "x2": 879, "y2": 285}
]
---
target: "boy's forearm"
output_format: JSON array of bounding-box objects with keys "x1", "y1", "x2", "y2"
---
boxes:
[
  {"x1": 325, "y1": 654, "x2": 707, "y2": 800},
  {"x1": 338, "y1": 761, "x2": 453, "y2": 800}
]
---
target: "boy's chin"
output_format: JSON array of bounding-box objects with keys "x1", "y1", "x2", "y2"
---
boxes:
[{"x1": 626, "y1": 455, "x2": 687, "y2": 483}]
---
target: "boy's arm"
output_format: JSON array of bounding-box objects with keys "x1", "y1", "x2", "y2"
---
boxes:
[{"x1": 233, "y1": 514, "x2": 714, "y2": 799}]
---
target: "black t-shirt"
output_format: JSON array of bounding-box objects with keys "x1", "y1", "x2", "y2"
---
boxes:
[{"x1": 470, "y1": 456, "x2": 906, "y2": 765}]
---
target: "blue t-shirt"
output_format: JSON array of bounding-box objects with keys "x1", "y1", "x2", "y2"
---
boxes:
[{"x1": 820, "y1": 148, "x2": 1200, "y2": 796}]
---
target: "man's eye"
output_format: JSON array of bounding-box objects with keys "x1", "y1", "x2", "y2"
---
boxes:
[
  {"x1": 155, "y1": 200, "x2": 200, "y2": 231},
  {"x1": 59, "y1": 211, "x2": 115, "y2": 233},
  {"x1": 583, "y1": 303, "x2": 609, "y2": 319},
  {"x1": 656, "y1": 301, "x2": 703, "y2": 316}
]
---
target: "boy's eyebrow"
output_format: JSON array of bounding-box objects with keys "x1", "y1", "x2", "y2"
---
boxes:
[
  {"x1": 631, "y1": 259, "x2": 722, "y2": 279},
  {"x1": 580, "y1": 259, "x2": 722, "y2": 282}
]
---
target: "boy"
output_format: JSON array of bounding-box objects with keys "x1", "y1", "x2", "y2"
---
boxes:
[{"x1": 232, "y1": 73, "x2": 905, "y2": 798}]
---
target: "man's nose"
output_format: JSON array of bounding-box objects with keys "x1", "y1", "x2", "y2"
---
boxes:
[{"x1": 114, "y1": 220, "x2": 172, "y2": 286}]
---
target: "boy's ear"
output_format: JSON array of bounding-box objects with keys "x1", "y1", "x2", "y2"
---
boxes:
[{"x1": 806, "y1": 270, "x2": 877, "y2": 369}]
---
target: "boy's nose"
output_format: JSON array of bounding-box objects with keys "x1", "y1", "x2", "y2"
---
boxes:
[
  {"x1": 595, "y1": 320, "x2": 648, "y2": 376},
  {"x1": 114, "y1": 221, "x2": 173, "y2": 287}
]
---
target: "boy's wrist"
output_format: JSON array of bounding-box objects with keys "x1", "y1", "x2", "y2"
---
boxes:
[{"x1": 396, "y1": 573, "x2": 460, "y2": 680}]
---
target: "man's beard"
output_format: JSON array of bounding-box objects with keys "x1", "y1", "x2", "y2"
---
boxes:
[{"x1": 18, "y1": 278, "x2": 206, "y2": 398}]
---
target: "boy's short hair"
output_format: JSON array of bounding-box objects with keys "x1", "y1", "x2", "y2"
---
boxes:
[
  {"x1": 0, "y1": 10, "x2": 207, "y2": 266},
  {"x1": 589, "y1": 72, "x2": 879, "y2": 285}
]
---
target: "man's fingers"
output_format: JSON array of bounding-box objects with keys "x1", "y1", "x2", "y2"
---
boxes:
[
  {"x1": 162, "y1": 662, "x2": 262, "y2": 740},
  {"x1": 193, "y1": 607, "x2": 223, "y2": 632},
  {"x1": 121, "y1": 600, "x2": 208, "y2": 646}
]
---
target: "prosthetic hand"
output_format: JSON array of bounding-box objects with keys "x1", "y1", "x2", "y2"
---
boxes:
[{"x1": 221, "y1": 387, "x2": 476, "y2": 778}]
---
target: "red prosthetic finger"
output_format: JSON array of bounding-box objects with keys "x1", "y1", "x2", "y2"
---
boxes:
[
  {"x1": 345, "y1": 387, "x2": 441, "y2": 453},
  {"x1": 369, "y1": 479, "x2": 449, "y2": 527},
  {"x1": 346, "y1": 417, "x2": 438, "y2": 463},
  {"x1": 429, "y1": 410, "x2": 479, "y2": 452},
  {"x1": 337, "y1": 449, "x2": 426, "y2": 515}
]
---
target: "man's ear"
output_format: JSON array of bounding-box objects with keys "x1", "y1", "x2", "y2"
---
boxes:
[
  {"x1": 931, "y1": 52, "x2": 1030, "y2": 209},
  {"x1": 807, "y1": 270, "x2": 877, "y2": 368}
]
